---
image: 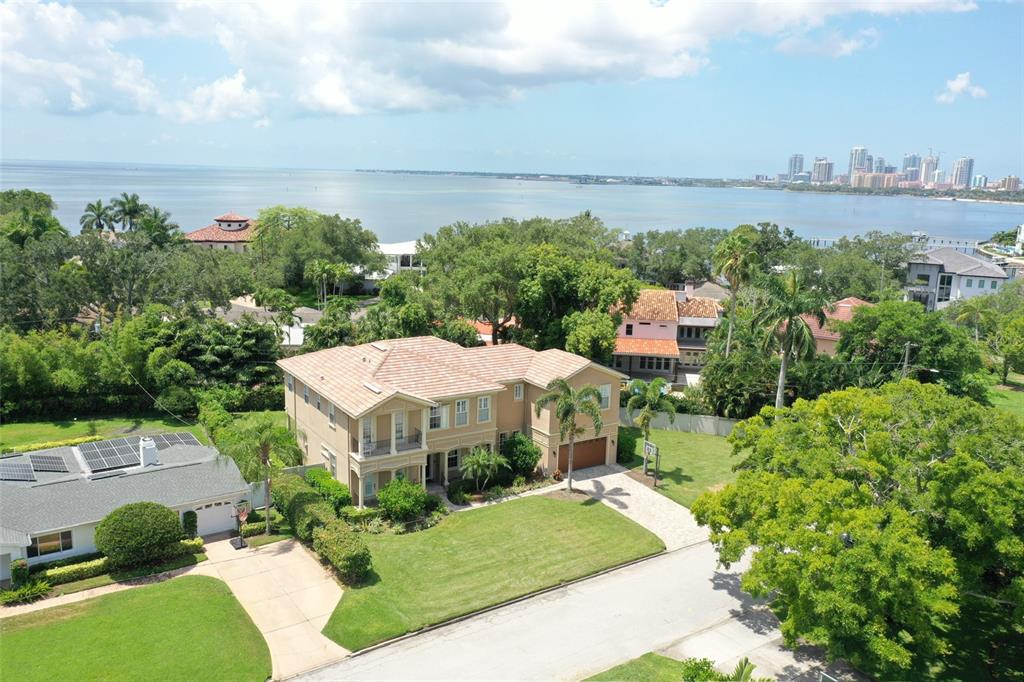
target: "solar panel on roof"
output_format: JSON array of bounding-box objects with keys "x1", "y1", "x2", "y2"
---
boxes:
[
  {"x1": 151, "y1": 432, "x2": 201, "y2": 450},
  {"x1": 80, "y1": 439, "x2": 140, "y2": 473},
  {"x1": 29, "y1": 453, "x2": 69, "y2": 473},
  {"x1": 0, "y1": 461, "x2": 36, "y2": 482}
]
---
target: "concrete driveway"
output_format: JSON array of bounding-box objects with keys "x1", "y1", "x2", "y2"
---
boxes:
[
  {"x1": 197, "y1": 539, "x2": 349, "y2": 680},
  {"x1": 295, "y1": 542, "x2": 859, "y2": 682}
]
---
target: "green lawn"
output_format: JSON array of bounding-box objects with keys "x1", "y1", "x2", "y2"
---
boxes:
[
  {"x1": 989, "y1": 373, "x2": 1024, "y2": 418},
  {"x1": 0, "y1": 576, "x2": 270, "y2": 682},
  {"x1": 620, "y1": 427, "x2": 739, "y2": 507},
  {"x1": 587, "y1": 652, "x2": 689, "y2": 681},
  {"x1": 323, "y1": 495, "x2": 664, "y2": 650},
  {"x1": 48, "y1": 553, "x2": 207, "y2": 598}
]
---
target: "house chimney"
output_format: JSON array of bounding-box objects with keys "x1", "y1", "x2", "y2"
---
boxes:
[
  {"x1": 139, "y1": 437, "x2": 159, "y2": 467},
  {"x1": 684, "y1": 279, "x2": 695, "y2": 297}
]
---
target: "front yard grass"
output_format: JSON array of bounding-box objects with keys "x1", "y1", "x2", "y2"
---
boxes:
[
  {"x1": 0, "y1": 414, "x2": 209, "y2": 451},
  {"x1": 0, "y1": 575, "x2": 270, "y2": 682},
  {"x1": 989, "y1": 372, "x2": 1024, "y2": 418},
  {"x1": 586, "y1": 652, "x2": 689, "y2": 681},
  {"x1": 619, "y1": 427, "x2": 739, "y2": 507},
  {"x1": 323, "y1": 495, "x2": 664, "y2": 650}
]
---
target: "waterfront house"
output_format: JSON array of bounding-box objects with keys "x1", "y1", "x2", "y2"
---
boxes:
[
  {"x1": 184, "y1": 212, "x2": 254, "y2": 253},
  {"x1": 904, "y1": 247, "x2": 1008, "y2": 311}
]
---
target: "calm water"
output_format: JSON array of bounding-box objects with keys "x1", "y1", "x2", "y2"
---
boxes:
[{"x1": 2, "y1": 159, "x2": 1022, "y2": 242}]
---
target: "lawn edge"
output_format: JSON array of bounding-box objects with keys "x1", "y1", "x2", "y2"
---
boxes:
[{"x1": 297, "y1": 540, "x2": 708, "y2": 680}]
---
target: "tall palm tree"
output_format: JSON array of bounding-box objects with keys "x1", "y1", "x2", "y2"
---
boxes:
[
  {"x1": 219, "y1": 414, "x2": 303, "y2": 535},
  {"x1": 535, "y1": 379, "x2": 603, "y2": 492},
  {"x1": 712, "y1": 226, "x2": 761, "y2": 357},
  {"x1": 951, "y1": 296, "x2": 995, "y2": 342},
  {"x1": 625, "y1": 378, "x2": 675, "y2": 475},
  {"x1": 111, "y1": 192, "x2": 145, "y2": 231},
  {"x1": 756, "y1": 271, "x2": 830, "y2": 409},
  {"x1": 80, "y1": 199, "x2": 114, "y2": 232}
]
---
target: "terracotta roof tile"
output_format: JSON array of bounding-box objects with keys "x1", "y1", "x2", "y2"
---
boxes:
[
  {"x1": 215, "y1": 212, "x2": 250, "y2": 222},
  {"x1": 620, "y1": 289, "x2": 679, "y2": 321},
  {"x1": 676, "y1": 297, "x2": 722, "y2": 319},
  {"x1": 185, "y1": 223, "x2": 254, "y2": 243},
  {"x1": 802, "y1": 297, "x2": 873, "y2": 341},
  {"x1": 613, "y1": 338, "x2": 680, "y2": 357}
]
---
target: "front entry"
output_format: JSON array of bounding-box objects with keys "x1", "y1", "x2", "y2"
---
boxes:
[
  {"x1": 425, "y1": 452, "x2": 440, "y2": 482},
  {"x1": 557, "y1": 437, "x2": 607, "y2": 472}
]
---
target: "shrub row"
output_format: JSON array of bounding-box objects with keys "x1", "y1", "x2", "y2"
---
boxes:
[
  {"x1": 37, "y1": 557, "x2": 108, "y2": 586},
  {"x1": 271, "y1": 474, "x2": 336, "y2": 541},
  {"x1": 1, "y1": 434, "x2": 105, "y2": 455},
  {"x1": 312, "y1": 520, "x2": 372, "y2": 584},
  {"x1": 340, "y1": 506, "x2": 381, "y2": 524},
  {"x1": 304, "y1": 468, "x2": 353, "y2": 512},
  {"x1": 28, "y1": 551, "x2": 104, "y2": 574},
  {"x1": 0, "y1": 580, "x2": 51, "y2": 605}
]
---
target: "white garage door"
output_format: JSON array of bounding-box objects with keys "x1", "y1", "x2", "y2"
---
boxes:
[{"x1": 194, "y1": 501, "x2": 236, "y2": 537}]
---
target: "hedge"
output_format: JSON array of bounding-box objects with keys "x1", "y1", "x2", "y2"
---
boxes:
[
  {"x1": 1, "y1": 435, "x2": 104, "y2": 454},
  {"x1": 29, "y1": 551, "x2": 104, "y2": 574},
  {"x1": 312, "y1": 520, "x2": 372, "y2": 584},
  {"x1": 271, "y1": 473, "x2": 336, "y2": 540},
  {"x1": 94, "y1": 502, "x2": 185, "y2": 568},
  {"x1": 339, "y1": 506, "x2": 381, "y2": 524},
  {"x1": 38, "y1": 557, "x2": 109, "y2": 586},
  {"x1": 182, "y1": 510, "x2": 198, "y2": 539},
  {"x1": 305, "y1": 468, "x2": 352, "y2": 511},
  {"x1": 617, "y1": 427, "x2": 639, "y2": 463}
]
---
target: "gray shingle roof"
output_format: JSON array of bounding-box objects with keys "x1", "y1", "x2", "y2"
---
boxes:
[
  {"x1": 0, "y1": 442, "x2": 249, "y2": 536},
  {"x1": 912, "y1": 247, "x2": 1008, "y2": 278}
]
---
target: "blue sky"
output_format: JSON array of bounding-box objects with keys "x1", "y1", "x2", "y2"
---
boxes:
[{"x1": 1, "y1": 1, "x2": 1021, "y2": 179}]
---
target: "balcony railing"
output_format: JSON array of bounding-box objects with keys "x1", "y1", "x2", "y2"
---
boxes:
[
  {"x1": 354, "y1": 431, "x2": 425, "y2": 457},
  {"x1": 396, "y1": 431, "x2": 423, "y2": 452}
]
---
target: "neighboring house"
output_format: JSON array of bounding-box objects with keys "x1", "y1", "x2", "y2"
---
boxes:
[
  {"x1": 215, "y1": 296, "x2": 323, "y2": 347},
  {"x1": 278, "y1": 336, "x2": 624, "y2": 507},
  {"x1": 668, "y1": 279, "x2": 730, "y2": 301},
  {"x1": 357, "y1": 241, "x2": 425, "y2": 291},
  {"x1": 184, "y1": 212, "x2": 255, "y2": 253},
  {"x1": 800, "y1": 296, "x2": 874, "y2": 355},
  {"x1": 904, "y1": 247, "x2": 1008, "y2": 311},
  {"x1": 0, "y1": 434, "x2": 248, "y2": 582},
  {"x1": 611, "y1": 288, "x2": 723, "y2": 386}
]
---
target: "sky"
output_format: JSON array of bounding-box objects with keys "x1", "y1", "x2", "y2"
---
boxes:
[{"x1": 1, "y1": 1, "x2": 1021, "y2": 179}]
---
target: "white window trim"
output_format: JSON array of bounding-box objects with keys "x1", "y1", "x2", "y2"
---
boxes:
[
  {"x1": 455, "y1": 399, "x2": 469, "y2": 427},
  {"x1": 315, "y1": 393, "x2": 321, "y2": 410},
  {"x1": 328, "y1": 403, "x2": 336, "y2": 430},
  {"x1": 513, "y1": 383, "x2": 523, "y2": 401},
  {"x1": 286, "y1": 375, "x2": 294, "y2": 392},
  {"x1": 477, "y1": 396, "x2": 491, "y2": 423},
  {"x1": 303, "y1": 386, "x2": 309, "y2": 404},
  {"x1": 599, "y1": 384, "x2": 611, "y2": 410},
  {"x1": 430, "y1": 405, "x2": 449, "y2": 430}
]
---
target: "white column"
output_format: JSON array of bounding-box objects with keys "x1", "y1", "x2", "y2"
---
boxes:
[
  {"x1": 420, "y1": 463, "x2": 427, "y2": 489},
  {"x1": 421, "y1": 408, "x2": 429, "y2": 449},
  {"x1": 357, "y1": 419, "x2": 364, "y2": 456},
  {"x1": 443, "y1": 453, "x2": 449, "y2": 486},
  {"x1": 390, "y1": 414, "x2": 397, "y2": 455}
]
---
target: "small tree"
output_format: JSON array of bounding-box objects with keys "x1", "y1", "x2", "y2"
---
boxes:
[
  {"x1": 501, "y1": 433, "x2": 542, "y2": 476},
  {"x1": 625, "y1": 378, "x2": 675, "y2": 475},
  {"x1": 95, "y1": 502, "x2": 183, "y2": 567},
  {"x1": 219, "y1": 414, "x2": 303, "y2": 535},
  {"x1": 534, "y1": 379, "x2": 603, "y2": 492},
  {"x1": 376, "y1": 474, "x2": 428, "y2": 522},
  {"x1": 459, "y1": 447, "x2": 510, "y2": 491}
]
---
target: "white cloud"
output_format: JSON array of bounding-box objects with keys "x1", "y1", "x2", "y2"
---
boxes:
[
  {"x1": 1, "y1": 0, "x2": 978, "y2": 121},
  {"x1": 936, "y1": 71, "x2": 988, "y2": 103}
]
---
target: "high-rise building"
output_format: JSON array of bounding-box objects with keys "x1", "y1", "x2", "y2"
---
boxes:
[
  {"x1": 903, "y1": 153, "x2": 922, "y2": 174},
  {"x1": 787, "y1": 154, "x2": 804, "y2": 181},
  {"x1": 874, "y1": 157, "x2": 886, "y2": 173},
  {"x1": 791, "y1": 171, "x2": 812, "y2": 183},
  {"x1": 811, "y1": 157, "x2": 834, "y2": 184},
  {"x1": 848, "y1": 146, "x2": 869, "y2": 181},
  {"x1": 865, "y1": 155, "x2": 874, "y2": 175},
  {"x1": 1001, "y1": 176, "x2": 1020, "y2": 191},
  {"x1": 884, "y1": 165, "x2": 898, "y2": 174},
  {"x1": 971, "y1": 174, "x2": 988, "y2": 189},
  {"x1": 932, "y1": 169, "x2": 946, "y2": 185},
  {"x1": 920, "y1": 155, "x2": 939, "y2": 186},
  {"x1": 951, "y1": 157, "x2": 975, "y2": 189}
]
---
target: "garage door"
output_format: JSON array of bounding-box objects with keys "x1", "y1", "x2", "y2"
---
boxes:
[
  {"x1": 557, "y1": 437, "x2": 607, "y2": 472},
  {"x1": 194, "y1": 501, "x2": 236, "y2": 537}
]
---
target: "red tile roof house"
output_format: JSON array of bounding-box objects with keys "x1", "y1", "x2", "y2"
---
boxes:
[
  {"x1": 184, "y1": 212, "x2": 254, "y2": 253},
  {"x1": 278, "y1": 336, "x2": 626, "y2": 507},
  {"x1": 800, "y1": 296, "x2": 874, "y2": 355},
  {"x1": 610, "y1": 287, "x2": 723, "y2": 387}
]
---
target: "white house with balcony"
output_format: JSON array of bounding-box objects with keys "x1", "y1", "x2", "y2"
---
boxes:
[{"x1": 904, "y1": 247, "x2": 1008, "y2": 311}]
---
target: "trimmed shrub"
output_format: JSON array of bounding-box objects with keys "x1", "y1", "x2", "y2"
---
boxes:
[
  {"x1": 293, "y1": 498, "x2": 336, "y2": 541},
  {"x1": 38, "y1": 557, "x2": 109, "y2": 586},
  {"x1": 197, "y1": 400, "x2": 233, "y2": 440},
  {"x1": 312, "y1": 520, "x2": 372, "y2": 584},
  {"x1": 166, "y1": 537, "x2": 204, "y2": 557},
  {"x1": 377, "y1": 475, "x2": 428, "y2": 522},
  {"x1": 502, "y1": 433, "x2": 542, "y2": 476},
  {"x1": 29, "y1": 551, "x2": 104, "y2": 574},
  {"x1": 305, "y1": 468, "x2": 353, "y2": 511},
  {"x1": 269, "y1": 473, "x2": 306, "y2": 511},
  {"x1": 94, "y1": 502, "x2": 184, "y2": 568},
  {"x1": 617, "y1": 428, "x2": 639, "y2": 463},
  {"x1": 424, "y1": 493, "x2": 444, "y2": 514},
  {"x1": 339, "y1": 506, "x2": 381, "y2": 525},
  {"x1": 9, "y1": 559, "x2": 29, "y2": 588},
  {"x1": 0, "y1": 580, "x2": 50, "y2": 605},
  {"x1": 182, "y1": 510, "x2": 198, "y2": 539},
  {"x1": 446, "y1": 478, "x2": 472, "y2": 506}
]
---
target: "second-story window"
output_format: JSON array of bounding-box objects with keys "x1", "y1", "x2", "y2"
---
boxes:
[
  {"x1": 478, "y1": 396, "x2": 491, "y2": 422},
  {"x1": 513, "y1": 383, "x2": 523, "y2": 401},
  {"x1": 315, "y1": 393, "x2": 321, "y2": 410},
  {"x1": 599, "y1": 384, "x2": 611, "y2": 410},
  {"x1": 286, "y1": 376, "x2": 293, "y2": 392},
  {"x1": 429, "y1": 405, "x2": 448, "y2": 430},
  {"x1": 625, "y1": 323, "x2": 633, "y2": 336},
  {"x1": 328, "y1": 404, "x2": 336, "y2": 430},
  {"x1": 455, "y1": 399, "x2": 469, "y2": 427},
  {"x1": 303, "y1": 387, "x2": 309, "y2": 404}
]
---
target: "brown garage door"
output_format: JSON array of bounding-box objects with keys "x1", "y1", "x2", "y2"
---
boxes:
[{"x1": 557, "y1": 437, "x2": 607, "y2": 472}]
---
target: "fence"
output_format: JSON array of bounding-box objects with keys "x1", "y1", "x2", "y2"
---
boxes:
[
  {"x1": 619, "y1": 408, "x2": 738, "y2": 437},
  {"x1": 248, "y1": 463, "x2": 326, "y2": 509}
]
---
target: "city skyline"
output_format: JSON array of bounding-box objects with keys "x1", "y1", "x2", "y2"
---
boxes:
[{"x1": 0, "y1": 1, "x2": 1021, "y2": 178}]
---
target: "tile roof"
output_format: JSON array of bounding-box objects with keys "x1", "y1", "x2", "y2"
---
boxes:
[
  {"x1": 912, "y1": 247, "x2": 1008, "y2": 278},
  {"x1": 802, "y1": 296, "x2": 873, "y2": 341},
  {"x1": 185, "y1": 222, "x2": 255, "y2": 243},
  {"x1": 215, "y1": 212, "x2": 250, "y2": 222},
  {"x1": 676, "y1": 297, "x2": 723, "y2": 319},
  {"x1": 279, "y1": 337, "x2": 611, "y2": 417},
  {"x1": 621, "y1": 289, "x2": 679, "y2": 321},
  {"x1": 614, "y1": 338, "x2": 681, "y2": 357},
  {"x1": 0, "y1": 440, "x2": 248, "y2": 536},
  {"x1": 690, "y1": 281, "x2": 730, "y2": 300}
]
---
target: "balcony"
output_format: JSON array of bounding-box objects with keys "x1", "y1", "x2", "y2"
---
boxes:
[
  {"x1": 353, "y1": 430, "x2": 425, "y2": 457},
  {"x1": 396, "y1": 431, "x2": 423, "y2": 452}
]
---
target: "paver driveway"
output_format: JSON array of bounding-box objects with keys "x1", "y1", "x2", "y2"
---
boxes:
[{"x1": 196, "y1": 539, "x2": 349, "y2": 679}]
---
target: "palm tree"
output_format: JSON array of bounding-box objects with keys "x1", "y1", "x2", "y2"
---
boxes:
[
  {"x1": 218, "y1": 414, "x2": 303, "y2": 535},
  {"x1": 712, "y1": 226, "x2": 761, "y2": 357},
  {"x1": 951, "y1": 296, "x2": 994, "y2": 342},
  {"x1": 305, "y1": 259, "x2": 332, "y2": 309},
  {"x1": 458, "y1": 447, "x2": 510, "y2": 491},
  {"x1": 625, "y1": 378, "x2": 675, "y2": 475},
  {"x1": 756, "y1": 271, "x2": 830, "y2": 409},
  {"x1": 726, "y1": 657, "x2": 757, "y2": 681},
  {"x1": 80, "y1": 199, "x2": 114, "y2": 232},
  {"x1": 535, "y1": 379, "x2": 603, "y2": 492},
  {"x1": 111, "y1": 192, "x2": 145, "y2": 231}
]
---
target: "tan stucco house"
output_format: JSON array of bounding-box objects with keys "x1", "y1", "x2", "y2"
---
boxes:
[
  {"x1": 278, "y1": 336, "x2": 625, "y2": 507},
  {"x1": 184, "y1": 212, "x2": 254, "y2": 252}
]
